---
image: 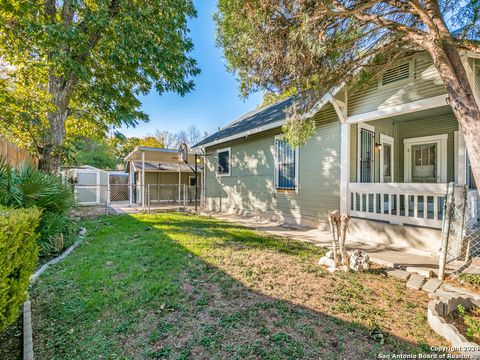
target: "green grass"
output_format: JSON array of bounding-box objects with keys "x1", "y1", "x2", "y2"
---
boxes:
[{"x1": 31, "y1": 212, "x2": 446, "y2": 359}]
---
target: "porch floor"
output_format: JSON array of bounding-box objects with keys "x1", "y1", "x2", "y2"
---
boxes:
[{"x1": 201, "y1": 211, "x2": 463, "y2": 275}]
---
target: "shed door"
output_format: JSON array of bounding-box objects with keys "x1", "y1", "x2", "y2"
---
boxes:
[{"x1": 76, "y1": 171, "x2": 100, "y2": 204}]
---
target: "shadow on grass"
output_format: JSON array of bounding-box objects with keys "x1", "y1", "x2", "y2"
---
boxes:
[{"x1": 30, "y1": 212, "x2": 443, "y2": 359}]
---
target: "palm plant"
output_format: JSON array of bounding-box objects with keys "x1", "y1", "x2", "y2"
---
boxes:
[{"x1": 0, "y1": 159, "x2": 75, "y2": 256}]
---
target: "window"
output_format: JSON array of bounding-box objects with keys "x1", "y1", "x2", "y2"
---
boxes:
[
  {"x1": 275, "y1": 137, "x2": 297, "y2": 190},
  {"x1": 380, "y1": 61, "x2": 413, "y2": 87},
  {"x1": 383, "y1": 143, "x2": 392, "y2": 177},
  {"x1": 216, "y1": 148, "x2": 231, "y2": 176},
  {"x1": 189, "y1": 176, "x2": 197, "y2": 186}
]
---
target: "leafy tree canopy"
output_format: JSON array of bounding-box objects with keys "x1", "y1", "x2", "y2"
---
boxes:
[
  {"x1": 0, "y1": 0, "x2": 199, "y2": 170},
  {"x1": 215, "y1": 0, "x2": 480, "y2": 183}
]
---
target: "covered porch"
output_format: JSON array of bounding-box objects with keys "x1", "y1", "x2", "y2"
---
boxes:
[{"x1": 340, "y1": 105, "x2": 478, "y2": 230}]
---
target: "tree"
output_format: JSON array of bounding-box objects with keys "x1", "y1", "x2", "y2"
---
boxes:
[
  {"x1": 71, "y1": 138, "x2": 118, "y2": 169},
  {"x1": 215, "y1": 0, "x2": 480, "y2": 185},
  {"x1": 0, "y1": 0, "x2": 199, "y2": 171},
  {"x1": 154, "y1": 125, "x2": 207, "y2": 149}
]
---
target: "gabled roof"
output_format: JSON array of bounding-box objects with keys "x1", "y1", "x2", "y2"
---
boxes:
[{"x1": 193, "y1": 97, "x2": 294, "y2": 148}]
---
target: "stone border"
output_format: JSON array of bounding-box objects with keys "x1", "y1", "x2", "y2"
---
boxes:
[
  {"x1": 428, "y1": 296, "x2": 480, "y2": 357},
  {"x1": 30, "y1": 235, "x2": 85, "y2": 285},
  {"x1": 23, "y1": 300, "x2": 33, "y2": 360}
]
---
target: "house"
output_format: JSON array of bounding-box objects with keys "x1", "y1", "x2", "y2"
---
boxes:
[
  {"x1": 194, "y1": 51, "x2": 480, "y2": 255},
  {"x1": 124, "y1": 146, "x2": 203, "y2": 208}
]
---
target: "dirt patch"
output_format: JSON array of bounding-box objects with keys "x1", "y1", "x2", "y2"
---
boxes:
[
  {"x1": 447, "y1": 305, "x2": 480, "y2": 344},
  {"x1": 0, "y1": 315, "x2": 22, "y2": 360}
]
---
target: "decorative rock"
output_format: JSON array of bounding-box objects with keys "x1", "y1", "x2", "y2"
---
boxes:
[
  {"x1": 422, "y1": 278, "x2": 443, "y2": 293},
  {"x1": 349, "y1": 250, "x2": 369, "y2": 272},
  {"x1": 406, "y1": 273, "x2": 426, "y2": 290},
  {"x1": 384, "y1": 269, "x2": 411, "y2": 281},
  {"x1": 325, "y1": 250, "x2": 334, "y2": 259},
  {"x1": 318, "y1": 256, "x2": 336, "y2": 268}
]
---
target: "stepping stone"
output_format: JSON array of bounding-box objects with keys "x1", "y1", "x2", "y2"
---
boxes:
[
  {"x1": 405, "y1": 266, "x2": 435, "y2": 278},
  {"x1": 422, "y1": 278, "x2": 443, "y2": 293},
  {"x1": 406, "y1": 273, "x2": 426, "y2": 290},
  {"x1": 384, "y1": 269, "x2": 411, "y2": 281}
]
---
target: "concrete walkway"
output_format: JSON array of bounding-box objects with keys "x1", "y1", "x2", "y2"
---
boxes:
[{"x1": 204, "y1": 212, "x2": 445, "y2": 274}]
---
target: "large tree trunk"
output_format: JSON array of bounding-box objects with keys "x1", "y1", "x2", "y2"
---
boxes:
[
  {"x1": 38, "y1": 75, "x2": 73, "y2": 172},
  {"x1": 422, "y1": 38, "x2": 480, "y2": 188}
]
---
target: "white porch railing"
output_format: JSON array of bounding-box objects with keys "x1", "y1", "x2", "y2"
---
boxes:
[{"x1": 348, "y1": 182, "x2": 448, "y2": 228}]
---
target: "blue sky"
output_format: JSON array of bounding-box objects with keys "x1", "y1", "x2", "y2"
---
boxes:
[{"x1": 119, "y1": 0, "x2": 263, "y2": 138}]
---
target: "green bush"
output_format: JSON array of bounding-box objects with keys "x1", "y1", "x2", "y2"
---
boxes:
[
  {"x1": 0, "y1": 159, "x2": 74, "y2": 256},
  {"x1": 0, "y1": 207, "x2": 41, "y2": 332}
]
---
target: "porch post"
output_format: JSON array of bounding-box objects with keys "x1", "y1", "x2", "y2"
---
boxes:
[
  {"x1": 141, "y1": 151, "x2": 145, "y2": 209},
  {"x1": 178, "y1": 161, "x2": 181, "y2": 204},
  {"x1": 340, "y1": 122, "x2": 351, "y2": 214},
  {"x1": 129, "y1": 161, "x2": 133, "y2": 205}
]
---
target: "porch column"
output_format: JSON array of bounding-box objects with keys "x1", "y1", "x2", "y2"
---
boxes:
[
  {"x1": 129, "y1": 161, "x2": 133, "y2": 205},
  {"x1": 178, "y1": 162, "x2": 181, "y2": 204},
  {"x1": 340, "y1": 122, "x2": 351, "y2": 214},
  {"x1": 141, "y1": 151, "x2": 145, "y2": 209}
]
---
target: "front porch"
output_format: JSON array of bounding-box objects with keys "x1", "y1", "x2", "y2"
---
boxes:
[{"x1": 341, "y1": 106, "x2": 478, "y2": 230}]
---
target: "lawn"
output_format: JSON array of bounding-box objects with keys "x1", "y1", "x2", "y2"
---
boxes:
[{"x1": 31, "y1": 212, "x2": 446, "y2": 359}]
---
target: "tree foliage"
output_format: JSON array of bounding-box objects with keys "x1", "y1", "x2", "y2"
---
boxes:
[
  {"x1": 215, "y1": 0, "x2": 480, "y2": 185},
  {"x1": 0, "y1": 0, "x2": 200, "y2": 170}
]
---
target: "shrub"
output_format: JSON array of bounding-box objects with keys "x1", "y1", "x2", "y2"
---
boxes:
[
  {"x1": 0, "y1": 207, "x2": 41, "y2": 332},
  {"x1": 0, "y1": 159, "x2": 75, "y2": 256}
]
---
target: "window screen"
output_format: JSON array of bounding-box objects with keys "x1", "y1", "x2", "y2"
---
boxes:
[
  {"x1": 275, "y1": 139, "x2": 296, "y2": 190},
  {"x1": 217, "y1": 150, "x2": 230, "y2": 175}
]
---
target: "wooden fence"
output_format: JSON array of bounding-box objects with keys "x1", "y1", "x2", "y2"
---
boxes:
[{"x1": 0, "y1": 137, "x2": 38, "y2": 167}]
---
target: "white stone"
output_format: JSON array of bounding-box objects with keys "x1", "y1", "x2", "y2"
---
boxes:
[
  {"x1": 325, "y1": 250, "x2": 334, "y2": 259},
  {"x1": 318, "y1": 256, "x2": 336, "y2": 268},
  {"x1": 78, "y1": 227, "x2": 87, "y2": 236}
]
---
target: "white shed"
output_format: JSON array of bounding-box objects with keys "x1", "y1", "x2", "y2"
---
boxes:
[{"x1": 62, "y1": 165, "x2": 109, "y2": 205}]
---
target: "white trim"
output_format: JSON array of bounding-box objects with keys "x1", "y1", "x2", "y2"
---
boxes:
[
  {"x1": 455, "y1": 130, "x2": 467, "y2": 185},
  {"x1": 377, "y1": 59, "x2": 414, "y2": 89},
  {"x1": 357, "y1": 123, "x2": 375, "y2": 182},
  {"x1": 274, "y1": 135, "x2": 299, "y2": 193},
  {"x1": 141, "y1": 151, "x2": 145, "y2": 209},
  {"x1": 340, "y1": 123, "x2": 351, "y2": 213},
  {"x1": 403, "y1": 134, "x2": 448, "y2": 183},
  {"x1": 346, "y1": 94, "x2": 449, "y2": 124},
  {"x1": 216, "y1": 147, "x2": 231, "y2": 177},
  {"x1": 379, "y1": 134, "x2": 394, "y2": 183}
]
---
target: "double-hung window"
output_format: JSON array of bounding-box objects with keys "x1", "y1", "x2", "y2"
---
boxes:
[
  {"x1": 275, "y1": 137, "x2": 297, "y2": 191},
  {"x1": 216, "y1": 148, "x2": 231, "y2": 176}
]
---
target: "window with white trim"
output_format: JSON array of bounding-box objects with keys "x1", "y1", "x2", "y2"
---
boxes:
[
  {"x1": 216, "y1": 148, "x2": 230, "y2": 176},
  {"x1": 275, "y1": 138, "x2": 297, "y2": 190},
  {"x1": 379, "y1": 61, "x2": 413, "y2": 87}
]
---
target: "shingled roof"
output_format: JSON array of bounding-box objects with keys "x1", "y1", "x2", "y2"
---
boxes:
[{"x1": 193, "y1": 97, "x2": 294, "y2": 148}]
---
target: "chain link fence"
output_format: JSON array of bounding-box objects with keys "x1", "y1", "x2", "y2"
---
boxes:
[
  {"x1": 442, "y1": 184, "x2": 480, "y2": 275},
  {"x1": 72, "y1": 184, "x2": 202, "y2": 216}
]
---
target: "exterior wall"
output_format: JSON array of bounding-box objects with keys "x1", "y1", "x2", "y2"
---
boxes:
[
  {"x1": 348, "y1": 53, "x2": 447, "y2": 117},
  {"x1": 350, "y1": 111, "x2": 458, "y2": 183},
  {"x1": 204, "y1": 105, "x2": 341, "y2": 228}
]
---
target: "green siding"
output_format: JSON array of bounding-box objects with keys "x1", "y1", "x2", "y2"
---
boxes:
[
  {"x1": 475, "y1": 59, "x2": 480, "y2": 102},
  {"x1": 205, "y1": 106, "x2": 340, "y2": 226},
  {"x1": 348, "y1": 53, "x2": 447, "y2": 117}
]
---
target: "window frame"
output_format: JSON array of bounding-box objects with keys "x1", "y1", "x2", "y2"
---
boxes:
[
  {"x1": 274, "y1": 135, "x2": 299, "y2": 193},
  {"x1": 216, "y1": 147, "x2": 231, "y2": 177},
  {"x1": 378, "y1": 60, "x2": 414, "y2": 89}
]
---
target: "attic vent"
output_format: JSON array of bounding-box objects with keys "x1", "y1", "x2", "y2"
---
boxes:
[{"x1": 381, "y1": 62, "x2": 412, "y2": 86}]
